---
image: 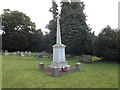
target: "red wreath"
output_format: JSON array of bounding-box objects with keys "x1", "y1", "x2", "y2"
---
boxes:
[{"x1": 61, "y1": 67, "x2": 67, "y2": 72}]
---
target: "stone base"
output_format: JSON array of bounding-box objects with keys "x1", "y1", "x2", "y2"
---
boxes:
[{"x1": 49, "y1": 61, "x2": 71, "y2": 71}]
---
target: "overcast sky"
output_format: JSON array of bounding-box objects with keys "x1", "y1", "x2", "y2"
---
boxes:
[{"x1": 0, "y1": 0, "x2": 119, "y2": 35}]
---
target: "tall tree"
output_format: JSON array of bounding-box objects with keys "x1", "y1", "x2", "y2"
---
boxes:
[
  {"x1": 2, "y1": 9, "x2": 36, "y2": 34},
  {"x1": 93, "y1": 25, "x2": 119, "y2": 62},
  {"x1": 42, "y1": 33, "x2": 51, "y2": 52},
  {"x1": 28, "y1": 29, "x2": 43, "y2": 52},
  {"x1": 2, "y1": 9, "x2": 37, "y2": 51},
  {"x1": 60, "y1": 0, "x2": 92, "y2": 55},
  {"x1": 117, "y1": 29, "x2": 120, "y2": 63}
]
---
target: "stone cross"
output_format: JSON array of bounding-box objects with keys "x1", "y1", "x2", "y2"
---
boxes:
[{"x1": 49, "y1": 12, "x2": 70, "y2": 71}]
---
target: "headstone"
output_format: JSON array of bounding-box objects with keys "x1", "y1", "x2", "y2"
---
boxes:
[
  {"x1": 17, "y1": 51, "x2": 20, "y2": 55},
  {"x1": 27, "y1": 51, "x2": 31, "y2": 56},
  {"x1": 20, "y1": 51, "x2": 24, "y2": 57},
  {"x1": 5, "y1": 50, "x2": 9, "y2": 55},
  {"x1": 25, "y1": 51, "x2": 28, "y2": 56},
  {"x1": 42, "y1": 51, "x2": 47, "y2": 56},
  {"x1": 36, "y1": 52, "x2": 43, "y2": 58},
  {"x1": 82, "y1": 54, "x2": 92, "y2": 63}
]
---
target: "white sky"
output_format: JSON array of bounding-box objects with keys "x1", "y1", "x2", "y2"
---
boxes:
[{"x1": 0, "y1": 0, "x2": 119, "y2": 35}]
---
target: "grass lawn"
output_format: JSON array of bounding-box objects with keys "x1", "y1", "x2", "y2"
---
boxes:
[
  {"x1": 2, "y1": 55, "x2": 118, "y2": 88},
  {"x1": 0, "y1": 56, "x2": 2, "y2": 89}
]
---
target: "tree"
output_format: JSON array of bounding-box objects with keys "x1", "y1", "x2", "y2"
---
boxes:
[
  {"x1": 117, "y1": 29, "x2": 120, "y2": 63},
  {"x1": 60, "y1": 1, "x2": 92, "y2": 55},
  {"x1": 93, "y1": 25, "x2": 119, "y2": 62},
  {"x1": 28, "y1": 29, "x2": 43, "y2": 52},
  {"x1": 42, "y1": 33, "x2": 51, "y2": 52},
  {"x1": 2, "y1": 9, "x2": 36, "y2": 34},
  {"x1": 2, "y1": 9, "x2": 37, "y2": 51}
]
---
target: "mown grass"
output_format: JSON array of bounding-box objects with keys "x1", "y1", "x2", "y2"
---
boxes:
[
  {"x1": 2, "y1": 55, "x2": 118, "y2": 88},
  {"x1": 0, "y1": 55, "x2": 2, "y2": 90}
]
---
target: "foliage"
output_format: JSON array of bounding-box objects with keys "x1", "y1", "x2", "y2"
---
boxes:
[
  {"x1": 46, "y1": 0, "x2": 93, "y2": 55},
  {"x1": 2, "y1": 9, "x2": 43, "y2": 52},
  {"x1": 28, "y1": 29, "x2": 43, "y2": 52},
  {"x1": 93, "y1": 26, "x2": 119, "y2": 62},
  {"x1": 60, "y1": 1, "x2": 93, "y2": 55},
  {"x1": 92, "y1": 56, "x2": 102, "y2": 62},
  {"x1": 117, "y1": 30, "x2": 120, "y2": 63},
  {"x1": 42, "y1": 33, "x2": 51, "y2": 52},
  {"x1": 2, "y1": 9, "x2": 36, "y2": 34}
]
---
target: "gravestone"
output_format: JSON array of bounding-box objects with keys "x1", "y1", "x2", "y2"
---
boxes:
[
  {"x1": 5, "y1": 50, "x2": 9, "y2": 55},
  {"x1": 81, "y1": 54, "x2": 92, "y2": 63},
  {"x1": 27, "y1": 51, "x2": 32, "y2": 56},
  {"x1": 20, "y1": 51, "x2": 25, "y2": 57},
  {"x1": 17, "y1": 51, "x2": 20, "y2": 55},
  {"x1": 25, "y1": 51, "x2": 28, "y2": 56},
  {"x1": 42, "y1": 51, "x2": 47, "y2": 56},
  {"x1": 36, "y1": 52, "x2": 43, "y2": 58}
]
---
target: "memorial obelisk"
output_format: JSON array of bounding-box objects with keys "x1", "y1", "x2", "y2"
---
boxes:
[{"x1": 49, "y1": 13, "x2": 70, "y2": 71}]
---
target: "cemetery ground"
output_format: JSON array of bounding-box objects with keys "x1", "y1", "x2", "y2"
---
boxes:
[{"x1": 2, "y1": 55, "x2": 118, "y2": 88}]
